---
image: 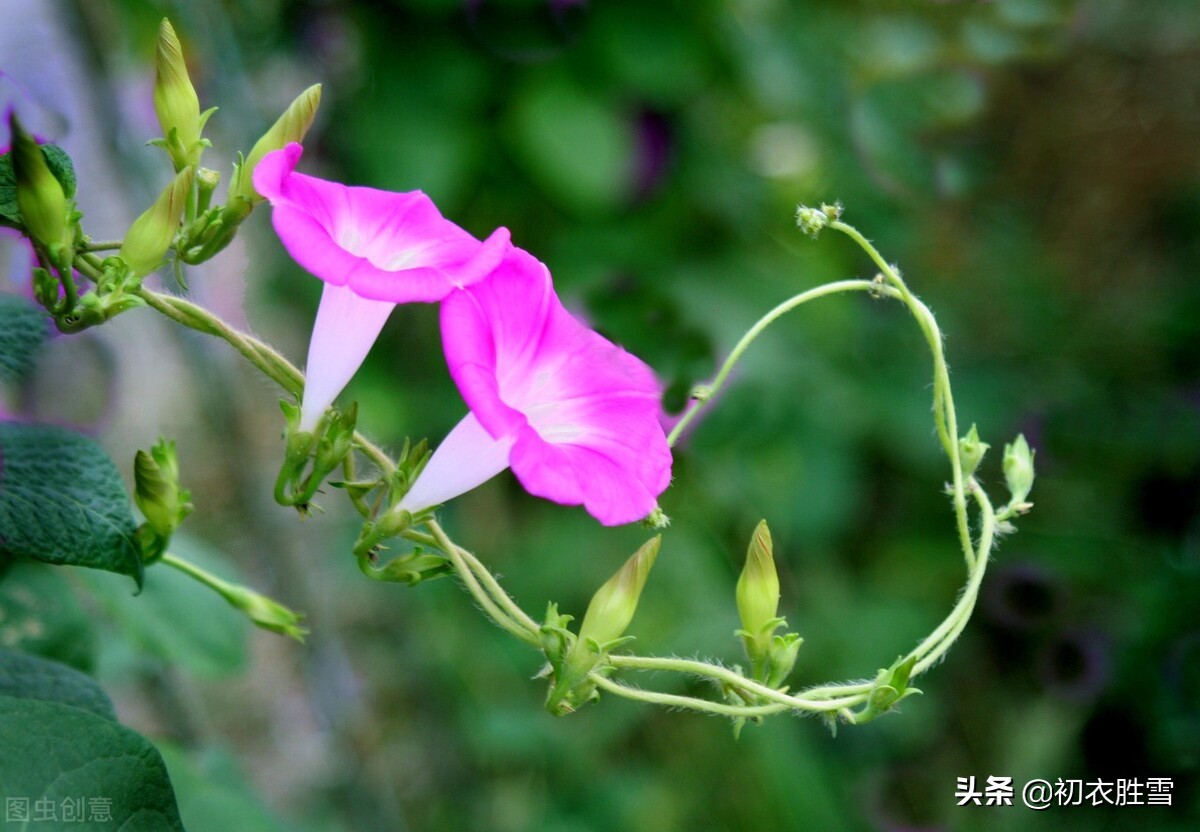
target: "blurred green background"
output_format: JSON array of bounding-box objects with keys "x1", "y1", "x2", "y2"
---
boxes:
[{"x1": 3, "y1": 0, "x2": 1199, "y2": 829}]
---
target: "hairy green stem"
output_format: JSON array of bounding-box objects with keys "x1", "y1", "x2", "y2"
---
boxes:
[
  {"x1": 607, "y1": 655, "x2": 865, "y2": 711},
  {"x1": 909, "y1": 482, "x2": 996, "y2": 676},
  {"x1": 80, "y1": 239, "x2": 123, "y2": 252},
  {"x1": 108, "y1": 215, "x2": 1002, "y2": 725},
  {"x1": 830, "y1": 222, "x2": 974, "y2": 570},
  {"x1": 589, "y1": 674, "x2": 785, "y2": 718},
  {"x1": 136, "y1": 285, "x2": 394, "y2": 475},
  {"x1": 667, "y1": 279, "x2": 900, "y2": 447},
  {"x1": 425, "y1": 520, "x2": 541, "y2": 646}
]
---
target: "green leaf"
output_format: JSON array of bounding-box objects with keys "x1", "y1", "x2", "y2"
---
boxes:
[
  {"x1": 0, "y1": 144, "x2": 77, "y2": 229},
  {"x1": 159, "y1": 744, "x2": 303, "y2": 832},
  {"x1": 76, "y1": 535, "x2": 248, "y2": 679},
  {"x1": 0, "y1": 294, "x2": 48, "y2": 383},
  {"x1": 0, "y1": 648, "x2": 114, "y2": 720},
  {"x1": 0, "y1": 422, "x2": 143, "y2": 588},
  {"x1": 0, "y1": 560, "x2": 97, "y2": 671},
  {"x1": 0, "y1": 695, "x2": 184, "y2": 831}
]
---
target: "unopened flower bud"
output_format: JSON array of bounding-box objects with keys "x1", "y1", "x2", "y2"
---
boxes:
[
  {"x1": 222, "y1": 584, "x2": 307, "y2": 641},
  {"x1": 795, "y1": 204, "x2": 830, "y2": 238},
  {"x1": 958, "y1": 424, "x2": 989, "y2": 478},
  {"x1": 577, "y1": 535, "x2": 660, "y2": 651},
  {"x1": 154, "y1": 19, "x2": 206, "y2": 170},
  {"x1": 737, "y1": 520, "x2": 780, "y2": 649},
  {"x1": 134, "y1": 438, "x2": 192, "y2": 538},
  {"x1": 119, "y1": 167, "x2": 193, "y2": 278},
  {"x1": 235, "y1": 85, "x2": 322, "y2": 203},
  {"x1": 177, "y1": 197, "x2": 253, "y2": 264},
  {"x1": 819, "y1": 201, "x2": 843, "y2": 222},
  {"x1": 9, "y1": 113, "x2": 70, "y2": 249},
  {"x1": 1003, "y1": 434, "x2": 1036, "y2": 507},
  {"x1": 544, "y1": 539, "x2": 659, "y2": 715}
]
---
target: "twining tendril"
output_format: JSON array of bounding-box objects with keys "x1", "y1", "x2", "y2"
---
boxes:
[{"x1": 66, "y1": 209, "x2": 1032, "y2": 728}]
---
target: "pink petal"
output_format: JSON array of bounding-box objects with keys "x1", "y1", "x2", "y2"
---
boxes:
[
  {"x1": 301, "y1": 282, "x2": 394, "y2": 432},
  {"x1": 399, "y1": 411, "x2": 516, "y2": 514},
  {"x1": 439, "y1": 246, "x2": 672, "y2": 525},
  {"x1": 254, "y1": 143, "x2": 510, "y2": 304}
]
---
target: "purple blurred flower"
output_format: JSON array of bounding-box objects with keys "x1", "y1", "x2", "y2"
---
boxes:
[
  {"x1": 254, "y1": 143, "x2": 509, "y2": 430},
  {"x1": 401, "y1": 245, "x2": 672, "y2": 525}
]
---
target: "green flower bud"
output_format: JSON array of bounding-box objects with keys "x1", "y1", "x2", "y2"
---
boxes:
[
  {"x1": 958, "y1": 424, "x2": 989, "y2": 478},
  {"x1": 576, "y1": 535, "x2": 660, "y2": 651},
  {"x1": 1002, "y1": 434, "x2": 1036, "y2": 508},
  {"x1": 9, "y1": 113, "x2": 70, "y2": 249},
  {"x1": 119, "y1": 167, "x2": 193, "y2": 278},
  {"x1": 154, "y1": 19, "x2": 205, "y2": 170},
  {"x1": 795, "y1": 204, "x2": 830, "y2": 238},
  {"x1": 234, "y1": 83, "x2": 322, "y2": 203},
  {"x1": 177, "y1": 197, "x2": 253, "y2": 264},
  {"x1": 736, "y1": 520, "x2": 780, "y2": 651},
  {"x1": 134, "y1": 438, "x2": 192, "y2": 539},
  {"x1": 222, "y1": 584, "x2": 307, "y2": 641},
  {"x1": 544, "y1": 540, "x2": 659, "y2": 716}
]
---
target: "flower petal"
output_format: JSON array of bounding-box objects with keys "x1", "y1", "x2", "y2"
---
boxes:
[
  {"x1": 255, "y1": 143, "x2": 509, "y2": 303},
  {"x1": 301, "y1": 282, "x2": 394, "y2": 432},
  {"x1": 439, "y1": 246, "x2": 672, "y2": 524},
  {"x1": 400, "y1": 411, "x2": 516, "y2": 514}
]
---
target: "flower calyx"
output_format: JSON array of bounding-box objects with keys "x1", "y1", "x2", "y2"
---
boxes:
[
  {"x1": 176, "y1": 195, "x2": 253, "y2": 265},
  {"x1": 275, "y1": 399, "x2": 359, "y2": 512},
  {"x1": 850, "y1": 655, "x2": 922, "y2": 724},
  {"x1": 958, "y1": 424, "x2": 989, "y2": 479},
  {"x1": 133, "y1": 438, "x2": 194, "y2": 563},
  {"x1": 356, "y1": 545, "x2": 452, "y2": 586}
]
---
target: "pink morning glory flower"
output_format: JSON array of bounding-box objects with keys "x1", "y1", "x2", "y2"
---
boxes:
[
  {"x1": 400, "y1": 246, "x2": 672, "y2": 526},
  {"x1": 253, "y1": 143, "x2": 509, "y2": 431}
]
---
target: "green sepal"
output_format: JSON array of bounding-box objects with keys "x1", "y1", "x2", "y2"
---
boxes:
[
  {"x1": 177, "y1": 197, "x2": 253, "y2": 264},
  {"x1": 853, "y1": 655, "x2": 922, "y2": 723},
  {"x1": 276, "y1": 400, "x2": 360, "y2": 511},
  {"x1": 356, "y1": 546, "x2": 451, "y2": 586}
]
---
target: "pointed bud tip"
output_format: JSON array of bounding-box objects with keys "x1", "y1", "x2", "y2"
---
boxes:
[
  {"x1": 154, "y1": 18, "x2": 202, "y2": 169},
  {"x1": 737, "y1": 520, "x2": 780, "y2": 641},
  {"x1": 236, "y1": 83, "x2": 323, "y2": 202},
  {"x1": 576, "y1": 536, "x2": 661, "y2": 650},
  {"x1": 1002, "y1": 434, "x2": 1036, "y2": 505},
  {"x1": 119, "y1": 167, "x2": 193, "y2": 276},
  {"x1": 9, "y1": 113, "x2": 70, "y2": 247}
]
